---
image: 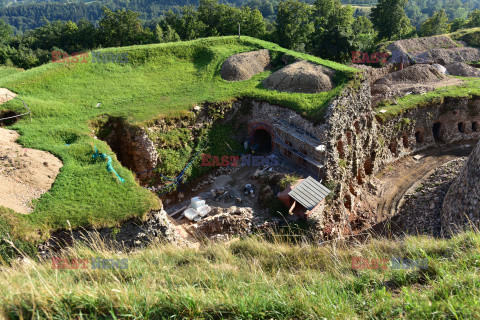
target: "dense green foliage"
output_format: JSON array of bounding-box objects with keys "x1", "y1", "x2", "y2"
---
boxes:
[
  {"x1": 455, "y1": 29, "x2": 480, "y2": 47},
  {"x1": 371, "y1": 0, "x2": 413, "y2": 40},
  {"x1": 406, "y1": 0, "x2": 480, "y2": 28},
  {"x1": 310, "y1": 0, "x2": 357, "y2": 61},
  {"x1": 274, "y1": 0, "x2": 313, "y2": 51},
  {"x1": 419, "y1": 9, "x2": 451, "y2": 36}
]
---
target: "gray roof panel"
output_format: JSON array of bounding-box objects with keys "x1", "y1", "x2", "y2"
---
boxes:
[{"x1": 288, "y1": 176, "x2": 331, "y2": 210}]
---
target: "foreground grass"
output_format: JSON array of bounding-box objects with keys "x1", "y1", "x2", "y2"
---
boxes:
[
  {"x1": 0, "y1": 36, "x2": 357, "y2": 241},
  {"x1": 1, "y1": 231, "x2": 479, "y2": 319}
]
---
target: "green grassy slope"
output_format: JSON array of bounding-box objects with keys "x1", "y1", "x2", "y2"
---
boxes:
[
  {"x1": 1, "y1": 231, "x2": 480, "y2": 319},
  {"x1": 0, "y1": 66, "x2": 23, "y2": 79},
  {"x1": 0, "y1": 36, "x2": 357, "y2": 241},
  {"x1": 449, "y1": 27, "x2": 480, "y2": 47}
]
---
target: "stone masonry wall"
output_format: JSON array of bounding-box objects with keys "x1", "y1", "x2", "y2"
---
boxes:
[{"x1": 232, "y1": 99, "x2": 328, "y2": 175}]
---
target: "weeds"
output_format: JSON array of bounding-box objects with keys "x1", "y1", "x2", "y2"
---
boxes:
[{"x1": 1, "y1": 230, "x2": 480, "y2": 318}]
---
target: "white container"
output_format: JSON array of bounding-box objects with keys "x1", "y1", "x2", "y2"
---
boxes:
[
  {"x1": 191, "y1": 197, "x2": 206, "y2": 210},
  {"x1": 184, "y1": 208, "x2": 199, "y2": 221},
  {"x1": 197, "y1": 205, "x2": 212, "y2": 217}
]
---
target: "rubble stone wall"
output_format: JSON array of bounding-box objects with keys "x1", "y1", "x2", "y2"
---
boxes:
[
  {"x1": 377, "y1": 97, "x2": 480, "y2": 160},
  {"x1": 441, "y1": 140, "x2": 480, "y2": 234},
  {"x1": 320, "y1": 77, "x2": 480, "y2": 224},
  {"x1": 322, "y1": 78, "x2": 378, "y2": 214}
]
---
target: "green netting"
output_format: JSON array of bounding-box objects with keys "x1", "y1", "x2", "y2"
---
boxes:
[{"x1": 92, "y1": 146, "x2": 125, "y2": 183}]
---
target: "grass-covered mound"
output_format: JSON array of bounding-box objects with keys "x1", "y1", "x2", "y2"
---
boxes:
[
  {"x1": 0, "y1": 36, "x2": 357, "y2": 243},
  {"x1": 0, "y1": 66, "x2": 23, "y2": 79},
  {"x1": 449, "y1": 27, "x2": 480, "y2": 48},
  {"x1": 1, "y1": 231, "x2": 480, "y2": 319}
]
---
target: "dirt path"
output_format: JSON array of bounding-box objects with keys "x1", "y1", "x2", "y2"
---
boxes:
[
  {"x1": 367, "y1": 142, "x2": 474, "y2": 229},
  {"x1": 0, "y1": 128, "x2": 62, "y2": 214}
]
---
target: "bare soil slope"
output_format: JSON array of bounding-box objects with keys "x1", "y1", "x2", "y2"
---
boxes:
[
  {"x1": 362, "y1": 144, "x2": 473, "y2": 237},
  {"x1": 387, "y1": 36, "x2": 459, "y2": 56},
  {"x1": 372, "y1": 65, "x2": 463, "y2": 105},
  {"x1": 0, "y1": 88, "x2": 16, "y2": 104},
  {"x1": 0, "y1": 128, "x2": 62, "y2": 214}
]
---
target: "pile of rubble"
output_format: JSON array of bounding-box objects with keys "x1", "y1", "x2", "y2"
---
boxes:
[
  {"x1": 442, "y1": 140, "x2": 480, "y2": 234},
  {"x1": 38, "y1": 209, "x2": 183, "y2": 258},
  {"x1": 392, "y1": 157, "x2": 466, "y2": 236},
  {"x1": 193, "y1": 206, "x2": 254, "y2": 239},
  {"x1": 190, "y1": 166, "x2": 236, "y2": 194}
]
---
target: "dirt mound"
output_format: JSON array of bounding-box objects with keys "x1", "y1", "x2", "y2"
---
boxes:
[
  {"x1": 194, "y1": 206, "x2": 253, "y2": 238},
  {"x1": 388, "y1": 36, "x2": 458, "y2": 55},
  {"x1": 374, "y1": 64, "x2": 446, "y2": 88},
  {"x1": 387, "y1": 36, "x2": 459, "y2": 63},
  {"x1": 0, "y1": 128, "x2": 62, "y2": 214},
  {"x1": 444, "y1": 62, "x2": 480, "y2": 77},
  {"x1": 372, "y1": 65, "x2": 462, "y2": 105},
  {"x1": 413, "y1": 47, "x2": 480, "y2": 65},
  {"x1": 262, "y1": 60, "x2": 335, "y2": 93},
  {"x1": 220, "y1": 49, "x2": 270, "y2": 81}
]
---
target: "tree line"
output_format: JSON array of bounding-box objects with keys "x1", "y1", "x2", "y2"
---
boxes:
[
  {"x1": 1, "y1": 0, "x2": 479, "y2": 33},
  {"x1": 1, "y1": 0, "x2": 480, "y2": 70}
]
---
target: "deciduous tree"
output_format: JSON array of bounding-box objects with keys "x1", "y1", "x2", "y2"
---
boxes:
[
  {"x1": 371, "y1": 0, "x2": 413, "y2": 40},
  {"x1": 420, "y1": 10, "x2": 450, "y2": 36}
]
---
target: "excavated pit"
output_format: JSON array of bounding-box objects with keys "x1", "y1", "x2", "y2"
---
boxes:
[
  {"x1": 0, "y1": 110, "x2": 19, "y2": 126},
  {"x1": 93, "y1": 117, "x2": 159, "y2": 183}
]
